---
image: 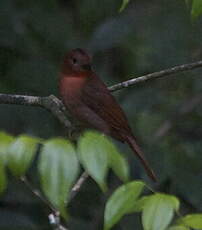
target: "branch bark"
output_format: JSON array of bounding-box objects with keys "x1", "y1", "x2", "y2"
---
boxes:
[
  {"x1": 21, "y1": 176, "x2": 69, "y2": 230},
  {"x1": 0, "y1": 94, "x2": 72, "y2": 130},
  {"x1": 0, "y1": 60, "x2": 202, "y2": 121},
  {"x1": 109, "y1": 60, "x2": 202, "y2": 91},
  {"x1": 70, "y1": 171, "x2": 89, "y2": 200}
]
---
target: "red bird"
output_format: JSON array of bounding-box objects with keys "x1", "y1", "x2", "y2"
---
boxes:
[{"x1": 59, "y1": 48, "x2": 156, "y2": 181}]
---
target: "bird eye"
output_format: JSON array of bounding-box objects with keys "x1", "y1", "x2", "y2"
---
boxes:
[{"x1": 72, "y1": 58, "x2": 77, "y2": 64}]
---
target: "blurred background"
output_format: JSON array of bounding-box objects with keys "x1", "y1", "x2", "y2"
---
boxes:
[{"x1": 0, "y1": 0, "x2": 202, "y2": 229}]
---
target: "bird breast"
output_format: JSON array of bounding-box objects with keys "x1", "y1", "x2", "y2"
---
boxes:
[{"x1": 59, "y1": 74, "x2": 87, "y2": 103}]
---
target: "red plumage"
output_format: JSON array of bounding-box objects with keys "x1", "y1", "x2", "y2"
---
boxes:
[{"x1": 59, "y1": 48, "x2": 156, "y2": 181}]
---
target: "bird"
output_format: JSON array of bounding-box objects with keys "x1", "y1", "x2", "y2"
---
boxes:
[{"x1": 59, "y1": 48, "x2": 157, "y2": 181}]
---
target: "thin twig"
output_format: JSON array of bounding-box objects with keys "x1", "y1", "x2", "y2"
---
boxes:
[
  {"x1": 49, "y1": 213, "x2": 69, "y2": 230},
  {"x1": 20, "y1": 176, "x2": 56, "y2": 213},
  {"x1": 21, "y1": 176, "x2": 68, "y2": 230},
  {"x1": 70, "y1": 171, "x2": 89, "y2": 200},
  {"x1": 109, "y1": 60, "x2": 202, "y2": 91}
]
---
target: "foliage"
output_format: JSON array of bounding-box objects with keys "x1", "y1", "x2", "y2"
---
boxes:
[
  {"x1": 39, "y1": 138, "x2": 79, "y2": 218},
  {"x1": 0, "y1": 131, "x2": 129, "y2": 217},
  {"x1": 191, "y1": 0, "x2": 202, "y2": 19},
  {"x1": 142, "y1": 193, "x2": 179, "y2": 230},
  {"x1": 177, "y1": 214, "x2": 202, "y2": 229},
  {"x1": 78, "y1": 131, "x2": 129, "y2": 191},
  {"x1": 104, "y1": 181, "x2": 145, "y2": 230},
  {"x1": 0, "y1": 131, "x2": 202, "y2": 229},
  {"x1": 119, "y1": 0, "x2": 130, "y2": 12}
]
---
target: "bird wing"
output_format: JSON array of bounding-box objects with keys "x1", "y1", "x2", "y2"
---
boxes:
[
  {"x1": 80, "y1": 74, "x2": 157, "y2": 181},
  {"x1": 81, "y1": 74, "x2": 132, "y2": 139}
]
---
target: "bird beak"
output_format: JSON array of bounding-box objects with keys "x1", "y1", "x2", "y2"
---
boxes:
[{"x1": 82, "y1": 64, "x2": 92, "y2": 71}]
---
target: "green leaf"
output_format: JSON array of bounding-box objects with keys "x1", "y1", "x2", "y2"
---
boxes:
[
  {"x1": 104, "y1": 181, "x2": 145, "y2": 230},
  {"x1": 119, "y1": 0, "x2": 130, "y2": 12},
  {"x1": 7, "y1": 135, "x2": 39, "y2": 177},
  {"x1": 167, "y1": 226, "x2": 190, "y2": 230},
  {"x1": 39, "y1": 138, "x2": 79, "y2": 218},
  {"x1": 110, "y1": 150, "x2": 129, "y2": 182},
  {"x1": 191, "y1": 0, "x2": 202, "y2": 20},
  {"x1": 177, "y1": 214, "x2": 202, "y2": 229},
  {"x1": 0, "y1": 132, "x2": 14, "y2": 195},
  {"x1": 106, "y1": 137, "x2": 129, "y2": 182},
  {"x1": 78, "y1": 131, "x2": 110, "y2": 191},
  {"x1": 0, "y1": 132, "x2": 14, "y2": 163},
  {"x1": 142, "y1": 193, "x2": 180, "y2": 230},
  {"x1": 0, "y1": 160, "x2": 7, "y2": 195},
  {"x1": 127, "y1": 196, "x2": 150, "y2": 213}
]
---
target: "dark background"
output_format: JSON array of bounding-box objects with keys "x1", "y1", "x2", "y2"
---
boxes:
[{"x1": 0, "y1": 0, "x2": 202, "y2": 229}]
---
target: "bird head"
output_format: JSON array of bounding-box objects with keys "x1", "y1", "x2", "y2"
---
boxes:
[{"x1": 62, "y1": 48, "x2": 92, "y2": 74}]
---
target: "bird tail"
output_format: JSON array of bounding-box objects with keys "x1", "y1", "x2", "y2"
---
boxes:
[{"x1": 126, "y1": 135, "x2": 157, "y2": 182}]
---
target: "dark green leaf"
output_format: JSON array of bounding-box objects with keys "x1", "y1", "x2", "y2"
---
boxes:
[
  {"x1": 191, "y1": 0, "x2": 202, "y2": 19},
  {"x1": 0, "y1": 132, "x2": 14, "y2": 195},
  {"x1": 177, "y1": 214, "x2": 202, "y2": 229},
  {"x1": 39, "y1": 138, "x2": 79, "y2": 218},
  {"x1": 0, "y1": 160, "x2": 7, "y2": 195},
  {"x1": 0, "y1": 132, "x2": 14, "y2": 163},
  {"x1": 142, "y1": 193, "x2": 180, "y2": 230},
  {"x1": 106, "y1": 137, "x2": 129, "y2": 182},
  {"x1": 110, "y1": 150, "x2": 129, "y2": 182},
  {"x1": 119, "y1": 0, "x2": 130, "y2": 12},
  {"x1": 127, "y1": 196, "x2": 150, "y2": 213},
  {"x1": 78, "y1": 131, "x2": 110, "y2": 191},
  {"x1": 104, "y1": 181, "x2": 145, "y2": 230},
  {"x1": 7, "y1": 135, "x2": 39, "y2": 177}
]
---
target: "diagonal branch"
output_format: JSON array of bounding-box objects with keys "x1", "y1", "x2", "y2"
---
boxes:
[
  {"x1": 0, "y1": 60, "x2": 202, "y2": 120},
  {"x1": 109, "y1": 60, "x2": 202, "y2": 91},
  {"x1": 21, "y1": 176, "x2": 69, "y2": 230},
  {"x1": 70, "y1": 171, "x2": 89, "y2": 200}
]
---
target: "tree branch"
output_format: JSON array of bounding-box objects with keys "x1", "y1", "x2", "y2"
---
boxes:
[
  {"x1": 20, "y1": 176, "x2": 57, "y2": 213},
  {"x1": 21, "y1": 176, "x2": 69, "y2": 230},
  {"x1": 0, "y1": 94, "x2": 72, "y2": 130},
  {"x1": 0, "y1": 60, "x2": 202, "y2": 125},
  {"x1": 109, "y1": 60, "x2": 202, "y2": 91},
  {"x1": 70, "y1": 171, "x2": 89, "y2": 200},
  {"x1": 49, "y1": 213, "x2": 69, "y2": 230}
]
